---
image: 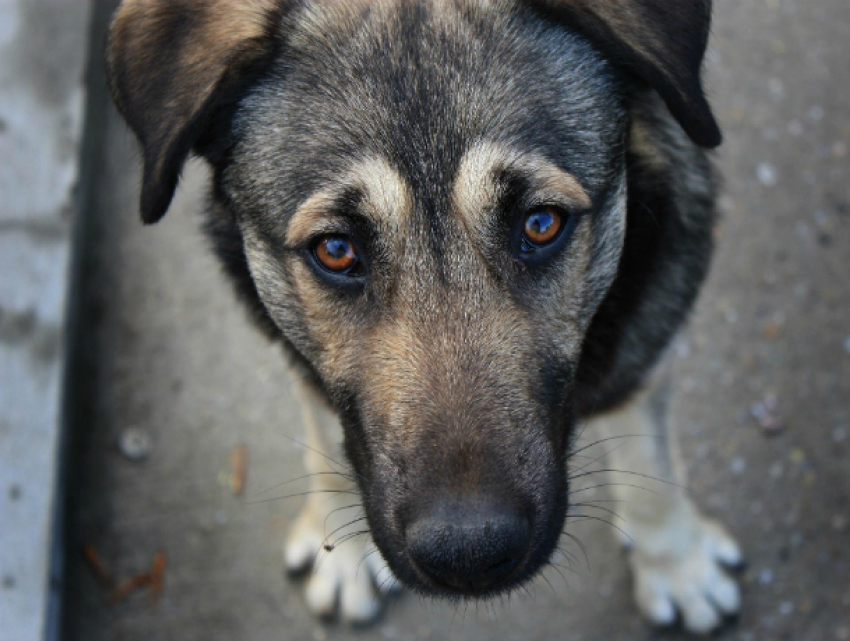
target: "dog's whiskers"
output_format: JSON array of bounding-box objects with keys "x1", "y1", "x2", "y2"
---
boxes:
[
  {"x1": 537, "y1": 571, "x2": 558, "y2": 596},
  {"x1": 559, "y1": 530, "x2": 590, "y2": 570},
  {"x1": 323, "y1": 502, "x2": 363, "y2": 532},
  {"x1": 325, "y1": 527, "x2": 370, "y2": 550},
  {"x1": 277, "y1": 433, "x2": 368, "y2": 483},
  {"x1": 563, "y1": 433, "x2": 662, "y2": 465},
  {"x1": 321, "y1": 515, "x2": 368, "y2": 547},
  {"x1": 570, "y1": 441, "x2": 629, "y2": 476},
  {"x1": 356, "y1": 545, "x2": 379, "y2": 578},
  {"x1": 253, "y1": 470, "x2": 355, "y2": 499},
  {"x1": 377, "y1": 562, "x2": 398, "y2": 594},
  {"x1": 568, "y1": 467, "x2": 685, "y2": 490},
  {"x1": 548, "y1": 554, "x2": 581, "y2": 581},
  {"x1": 242, "y1": 488, "x2": 359, "y2": 506},
  {"x1": 544, "y1": 560, "x2": 570, "y2": 586},
  {"x1": 554, "y1": 543, "x2": 581, "y2": 569},
  {"x1": 565, "y1": 513, "x2": 634, "y2": 545},
  {"x1": 567, "y1": 481, "x2": 658, "y2": 498},
  {"x1": 312, "y1": 527, "x2": 371, "y2": 572},
  {"x1": 570, "y1": 501, "x2": 625, "y2": 523}
]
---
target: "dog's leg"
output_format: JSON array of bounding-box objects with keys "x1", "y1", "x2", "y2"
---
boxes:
[
  {"x1": 584, "y1": 370, "x2": 742, "y2": 634},
  {"x1": 283, "y1": 373, "x2": 398, "y2": 622}
]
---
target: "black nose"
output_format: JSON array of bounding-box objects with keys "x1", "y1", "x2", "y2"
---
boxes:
[{"x1": 406, "y1": 500, "x2": 531, "y2": 594}]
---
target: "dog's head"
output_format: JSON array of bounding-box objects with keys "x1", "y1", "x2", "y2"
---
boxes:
[{"x1": 108, "y1": 0, "x2": 717, "y2": 598}]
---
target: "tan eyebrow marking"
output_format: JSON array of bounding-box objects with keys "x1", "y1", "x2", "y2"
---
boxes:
[
  {"x1": 452, "y1": 141, "x2": 592, "y2": 229},
  {"x1": 285, "y1": 156, "x2": 412, "y2": 246},
  {"x1": 285, "y1": 190, "x2": 337, "y2": 247},
  {"x1": 523, "y1": 158, "x2": 592, "y2": 209}
]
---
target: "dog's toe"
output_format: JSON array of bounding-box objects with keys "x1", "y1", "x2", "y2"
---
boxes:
[
  {"x1": 339, "y1": 564, "x2": 382, "y2": 623},
  {"x1": 284, "y1": 511, "x2": 323, "y2": 574},
  {"x1": 630, "y1": 517, "x2": 742, "y2": 635},
  {"x1": 304, "y1": 565, "x2": 340, "y2": 618},
  {"x1": 302, "y1": 543, "x2": 383, "y2": 622},
  {"x1": 678, "y1": 592, "x2": 722, "y2": 635},
  {"x1": 705, "y1": 567, "x2": 740, "y2": 614},
  {"x1": 702, "y1": 519, "x2": 743, "y2": 568},
  {"x1": 284, "y1": 502, "x2": 397, "y2": 623},
  {"x1": 634, "y1": 585, "x2": 677, "y2": 627}
]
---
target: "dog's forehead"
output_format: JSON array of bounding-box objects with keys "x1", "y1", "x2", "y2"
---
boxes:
[{"x1": 229, "y1": 0, "x2": 624, "y2": 231}]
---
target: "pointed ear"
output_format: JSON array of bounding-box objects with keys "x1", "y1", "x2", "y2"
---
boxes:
[
  {"x1": 528, "y1": 0, "x2": 720, "y2": 148},
  {"x1": 106, "y1": 0, "x2": 287, "y2": 223}
]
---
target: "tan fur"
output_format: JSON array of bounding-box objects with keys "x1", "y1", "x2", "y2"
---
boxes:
[
  {"x1": 453, "y1": 141, "x2": 591, "y2": 232},
  {"x1": 109, "y1": 0, "x2": 277, "y2": 116},
  {"x1": 285, "y1": 157, "x2": 413, "y2": 246},
  {"x1": 107, "y1": 0, "x2": 282, "y2": 220},
  {"x1": 362, "y1": 297, "x2": 535, "y2": 441},
  {"x1": 629, "y1": 118, "x2": 671, "y2": 172}
]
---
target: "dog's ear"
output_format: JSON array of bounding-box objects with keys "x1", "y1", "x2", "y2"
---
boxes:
[
  {"x1": 106, "y1": 0, "x2": 286, "y2": 223},
  {"x1": 528, "y1": 0, "x2": 720, "y2": 148}
]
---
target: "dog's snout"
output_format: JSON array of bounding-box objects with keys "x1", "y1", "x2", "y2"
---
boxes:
[{"x1": 405, "y1": 500, "x2": 530, "y2": 594}]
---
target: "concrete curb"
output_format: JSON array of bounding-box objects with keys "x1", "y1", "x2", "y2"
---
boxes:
[{"x1": 0, "y1": 2, "x2": 94, "y2": 640}]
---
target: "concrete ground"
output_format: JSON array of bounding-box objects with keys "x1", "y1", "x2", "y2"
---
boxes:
[
  {"x1": 61, "y1": 1, "x2": 849, "y2": 640},
  {"x1": 0, "y1": 2, "x2": 91, "y2": 640}
]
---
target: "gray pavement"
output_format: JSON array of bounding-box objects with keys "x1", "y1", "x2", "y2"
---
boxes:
[
  {"x1": 59, "y1": 1, "x2": 849, "y2": 640},
  {"x1": 0, "y1": 2, "x2": 92, "y2": 640}
]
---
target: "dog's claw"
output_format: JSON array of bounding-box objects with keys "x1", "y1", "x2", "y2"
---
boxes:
[{"x1": 630, "y1": 516, "x2": 742, "y2": 635}]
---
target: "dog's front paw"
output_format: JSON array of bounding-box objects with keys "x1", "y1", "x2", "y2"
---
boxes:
[
  {"x1": 284, "y1": 502, "x2": 399, "y2": 623},
  {"x1": 629, "y1": 516, "x2": 742, "y2": 635}
]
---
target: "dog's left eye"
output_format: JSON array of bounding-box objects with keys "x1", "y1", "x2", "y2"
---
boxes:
[
  {"x1": 313, "y1": 235, "x2": 360, "y2": 274},
  {"x1": 520, "y1": 207, "x2": 563, "y2": 252}
]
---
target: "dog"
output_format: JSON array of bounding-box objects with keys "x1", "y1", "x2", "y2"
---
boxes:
[{"x1": 106, "y1": 0, "x2": 743, "y2": 634}]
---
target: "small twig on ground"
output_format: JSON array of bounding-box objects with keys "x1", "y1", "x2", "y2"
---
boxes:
[
  {"x1": 82, "y1": 545, "x2": 113, "y2": 588},
  {"x1": 230, "y1": 444, "x2": 248, "y2": 495},
  {"x1": 109, "y1": 573, "x2": 151, "y2": 604},
  {"x1": 151, "y1": 552, "x2": 167, "y2": 603}
]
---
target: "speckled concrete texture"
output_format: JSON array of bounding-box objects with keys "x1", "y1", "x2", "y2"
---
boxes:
[
  {"x1": 61, "y1": 1, "x2": 849, "y2": 640},
  {"x1": 0, "y1": 2, "x2": 92, "y2": 640}
]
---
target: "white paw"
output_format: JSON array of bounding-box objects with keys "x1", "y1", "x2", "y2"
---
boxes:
[
  {"x1": 630, "y1": 517, "x2": 742, "y2": 635},
  {"x1": 284, "y1": 501, "x2": 400, "y2": 623}
]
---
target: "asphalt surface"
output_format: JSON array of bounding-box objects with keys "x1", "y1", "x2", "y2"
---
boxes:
[{"x1": 61, "y1": 1, "x2": 850, "y2": 640}]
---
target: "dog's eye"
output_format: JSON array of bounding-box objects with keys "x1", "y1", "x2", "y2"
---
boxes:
[
  {"x1": 521, "y1": 207, "x2": 563, "y2": 251},
  {"x1": 314, "y1": 235, "x2": 359, "y2": 274}
]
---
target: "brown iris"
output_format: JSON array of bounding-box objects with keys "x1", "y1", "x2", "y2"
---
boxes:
[
  {"x1": 522, "y1": 207, "x2": 562, "y2": 247},
  {"x1": 314, "y1": 235, "x2": 359, "y2": 273}
]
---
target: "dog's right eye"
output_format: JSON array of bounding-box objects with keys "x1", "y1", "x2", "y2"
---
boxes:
[
  {"x1": 518, "y1": 206, "x2": 567, "y2": 256},
  {"x1": 521, "y1": 207, "x2": 563, "y2": 249},
  {"x1": 313, "y1": 235, "x2": 360, "y2": 274}
]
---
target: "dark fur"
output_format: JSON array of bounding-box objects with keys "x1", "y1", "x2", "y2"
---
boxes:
[{"x1": 107, "y1": 0, "x2": 718, "y2": 600}]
